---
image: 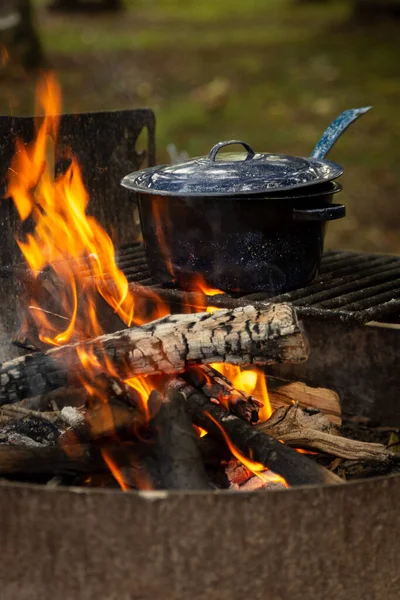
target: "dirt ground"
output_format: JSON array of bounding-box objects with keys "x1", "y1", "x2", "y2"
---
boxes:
[{"x1": 2, "y1": 0, "x2": 400, "y2": 253}]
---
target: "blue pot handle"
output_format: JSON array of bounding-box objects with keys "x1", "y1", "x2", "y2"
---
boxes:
[
  {"x1": 208, "y1": 140, "x2": 256, "y2": 161},
  {"x1": 292, "y1": 203, "x2": 346, "y2": 222}
]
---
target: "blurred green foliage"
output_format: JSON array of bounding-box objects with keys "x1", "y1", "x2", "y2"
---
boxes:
[{"x1": 2, "y1": 0, "x2": 400, "y2": 252}]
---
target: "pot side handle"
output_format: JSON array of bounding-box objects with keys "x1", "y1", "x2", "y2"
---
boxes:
[
  {"x1": 208, "y1": 140, "x2": 256, "y2": 161},
  {"x1": 292, "y1": 204, "x2": 346, "y2": 222}
]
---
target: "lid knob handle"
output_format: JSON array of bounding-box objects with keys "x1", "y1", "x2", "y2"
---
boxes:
[{"x1": 208, "y1": 140, "x2": 256, "y2": 162}]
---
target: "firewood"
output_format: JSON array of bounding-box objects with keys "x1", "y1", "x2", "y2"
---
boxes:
[
  {"x1": 331, "y1": 458, "x2": 398, "y2": 481},
  {"x1": 0, "y1": 304, "x2": 307, "y2": 404},
  {"x1": 169, "y1": 380, "x2": 342, "y2": 487},
  {"x1": 257, "y1": 404, "x2": 392, "y2": 462},
  {"x1": 183, "y1": 365, "x2": 341, "y2": 427},
  {"x1": 149, "y1": 389, "x2": 211, "y2": 490},
  {"x1": 182, "y1": 365, "x2": 263, "y2": 424},
  {"x1": 18, "y1": 386, "x2": 88, "y2": 411},
  {"x1": 267, "y1": 376, "x2": 342, "y2": 427},
  {"x1": 0, "y1": 444, "x2": 104, "y2": 475}
]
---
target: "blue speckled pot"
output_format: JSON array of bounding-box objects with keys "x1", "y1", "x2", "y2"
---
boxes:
[
  {"x1": 134, "y1": 181, "x2": 344, "y2": 294},
  {"x1": 123, "y1": 106, "x2": 372, "y2": 292}
]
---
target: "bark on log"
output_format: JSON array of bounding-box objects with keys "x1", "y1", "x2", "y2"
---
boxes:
[
  {"x1": 0, "y1": 444, "x2": 103, "y2": 475},
  {"x1": 149, "y1": 389, "x2": 211, "y2": 490},
  {"x1": 267, "y1": 376, "x2": 342, "y2": 427},
  {"x1": 258, "y1": 404, "x2": 392, "y2": 462},
  {"x1": 183, "y1": 365, "x2": 341, "y2": 426},
  {"x1": 182, "y1": 365, "x2": 263, "y2": 424},
  {"x1": 0, "y1": 304, "x2": 307, "y2": 404},
  {"x1": 170, "y1": 380, "x2": 342, "y2": 487}
]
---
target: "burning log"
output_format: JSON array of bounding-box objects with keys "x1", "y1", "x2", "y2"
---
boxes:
[
  {"x1": 183, "y1": 365, "x2": 341, "y2": 426},
  {"x1": 257, "y1": 404, "x2": 392, "y2": 462},
  {"x1": 170, "y1": 380, "x2": 342, "y2": 487},
  {"x1": 182, "y1": 365, "x2": 263, "y2": 424},
  {"x1": 0, "y1": 304, "x2": 307, "y2": 404},
  {"x1": 149, "y1": 389, "x2": 211, "y2": 490}
]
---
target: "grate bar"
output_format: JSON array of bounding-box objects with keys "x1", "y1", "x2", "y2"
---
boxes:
[
  {"x1": 270, "y1": 258, "x2": 400, "y2": 304},
  {"x1": 112, "y1": 244, "x2": 400, "y2": 325},
  {"x1": 294, "y1": 265, "x2": 400, "y2": 307}
]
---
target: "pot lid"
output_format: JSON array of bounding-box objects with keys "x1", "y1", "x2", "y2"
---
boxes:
[{"x1": 121, "y1": 140, "x2": 344, "y2": 198}]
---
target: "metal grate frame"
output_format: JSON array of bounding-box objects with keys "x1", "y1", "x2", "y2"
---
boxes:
[{"x1": 116, "y1": 245, "x2": 400, "y2": 325}]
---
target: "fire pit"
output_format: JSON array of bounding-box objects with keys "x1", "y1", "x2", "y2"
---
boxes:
[{"x1": 0, "y1": 77, "x2": 400, "y2": 600}]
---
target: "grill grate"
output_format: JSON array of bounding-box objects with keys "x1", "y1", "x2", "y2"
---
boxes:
[{"x1": 116, "y1": 244, "x2": 400, "y2": 325}]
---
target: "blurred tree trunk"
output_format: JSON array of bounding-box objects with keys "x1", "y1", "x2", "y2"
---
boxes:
[
  {"x1": 48, "y1": 0, "x2": 123, "y2": 12},
  {"x1": 353, "y1": 0, "x2": 400, "y2": 17},
  {"x1": 0, "y1": 0, "x2": 44, "y2": 72}
]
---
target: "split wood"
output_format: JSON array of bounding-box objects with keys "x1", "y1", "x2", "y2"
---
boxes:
[
  {"x1": 257, "y1": 404, "x2": 392, "y2": 462},
  {"x1": 267, "y1": 376, "x2": 342, "y2": 427},
  {"x1": 0, "y1": 304, "x2": 307, "y2": 404},
  {"x1": 169, "y1": 379, "x2": 342, "y2": 487}
]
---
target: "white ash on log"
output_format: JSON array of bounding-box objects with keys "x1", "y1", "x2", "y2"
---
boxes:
[
  {"x1": 169, "y1": 380, "x2": 342, "y2": 487},
  {"x1": 238, "y1": 475, "x2": 287, "y2": 492},
  {"x1": 0, "y1": 304, "x2": 307, "y2": 404},
  {"x1": 148, "y1": 389, "x2": 211, "y2": 490}
]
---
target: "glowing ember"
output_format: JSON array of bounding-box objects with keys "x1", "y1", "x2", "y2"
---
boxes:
[{"x1": 205, "y1": 411, "x2": 288, "y2": 488}]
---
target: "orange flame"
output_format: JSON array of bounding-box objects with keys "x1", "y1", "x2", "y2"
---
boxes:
[
  {"x1": 8, "y1": 73, "x2": 276, "y2": 490},
  {"x1": 193, "y1": 425, "x2": 208, "y2": 438},
  {"x1": 7, "y1": 72, "x2": 170, "y2": 346},
  {"x1": 191, "y1": 274, "x2": 223, "y2": 297},
  {"x1": 101, "y1": 448, "x2": 129, "y2": 491},
  {"x1": 205, "y1": 411, "x2": 288, "y2": 487},
  {"x1": 7, "y1": 73, "x2": 166, "y2": 484},
  {"x1": 194, "y1": 275, "x2": 221, "y2": 314},
  {"x1": 179, "y1": 274, "x2": 223, "y2": 315},
  {"x1": 124, "y1": 375, "x2": 155, "y2": 422},
  {"x1": 1, "y1": 44, "x2": 9, "y2": 67},
  {"x1": 211, "y1": 364, "x2": 272, "y2": 422}
]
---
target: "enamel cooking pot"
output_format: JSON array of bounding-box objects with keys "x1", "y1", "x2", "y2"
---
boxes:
[{"x1": 121, "y1": 107, "x2": 371, "y2": 294}]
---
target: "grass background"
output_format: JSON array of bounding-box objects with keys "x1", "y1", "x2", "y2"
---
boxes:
[{"x1": 2, "y1": 0, "x2": 400, "y2": 252}]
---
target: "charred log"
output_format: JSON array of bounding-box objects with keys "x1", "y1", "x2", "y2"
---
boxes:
[
  {"x1": 149, "y1": 389, "x2": 211, "y2": 490},
  {"x1": 0, "y1": 443, "x2": 103, "y2": 475},
  {"x1": 183, "y1": 365, "x2": 341, "y2": 426},
  {"x1": 170, "y1": 380, "x2": 342, "y2": 487},
  {"x1": 182, "y1": 365, "x2": 263, "y2": 424},
  {"x1": 0, "y1": 304, "x2": 307, "y2": 404}
]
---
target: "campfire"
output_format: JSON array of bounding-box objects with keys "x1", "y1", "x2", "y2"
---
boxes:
[{"x1": 0, "y1": 73, "x2": 397, "y2": 499}]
